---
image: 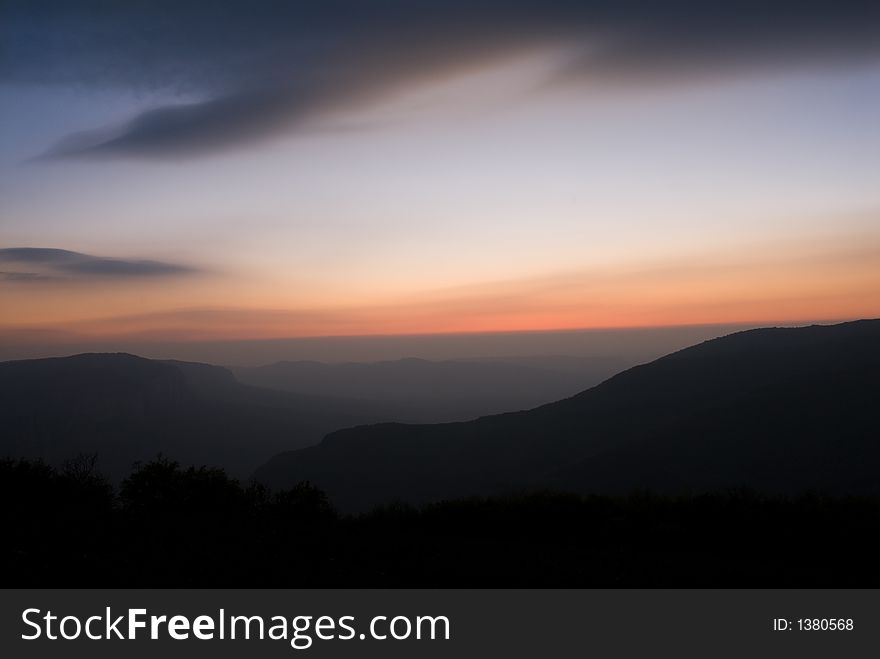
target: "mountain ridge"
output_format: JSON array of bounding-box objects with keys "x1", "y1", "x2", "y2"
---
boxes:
[
  {"x1": 254, "y1": 319, "x2": 880, "y2": 510},
  {"x1": 231, "y1": 355, "x2": 624, "y2": 423},
  {"x1": 0, "y1": 352, "x2": 382, "y2": 479}
]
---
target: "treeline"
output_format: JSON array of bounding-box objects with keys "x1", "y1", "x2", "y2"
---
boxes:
[{"x1": 3, "y1": 456, "x2": 879, "y2": 587}]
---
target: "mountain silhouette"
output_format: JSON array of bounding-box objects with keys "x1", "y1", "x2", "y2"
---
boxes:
[
  {"x1": 232, "y1": 356, "x2": 624, "y2": 423},
  {"x1": 255, "y1": 319, "x2": 880, "y2": 510},
  {"x1": 0, "y1": 353, "x2": 382, "y2": 479}
]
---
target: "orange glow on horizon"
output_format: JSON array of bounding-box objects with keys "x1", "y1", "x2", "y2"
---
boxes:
[{"x1": 3, "y1": 227, "x2": 879, "y2": 344}]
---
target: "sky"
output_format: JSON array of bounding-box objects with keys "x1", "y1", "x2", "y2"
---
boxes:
[{"x1": 1, "y1": 1, "x2": 879, "y2": 362}]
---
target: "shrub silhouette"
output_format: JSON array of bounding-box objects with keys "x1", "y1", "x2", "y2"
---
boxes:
[{"x1": 4, "y1": 456, "x2": 880, "y2": 587}]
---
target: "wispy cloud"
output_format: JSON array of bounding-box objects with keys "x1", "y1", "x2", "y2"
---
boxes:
[
  {"x1": 0, "y1": 248, "x2": 201, "y2": 282},
  {"x1": 5, "y1": 1, "x2": 877, "y2": 159},
  {"x1": 0, "y1": 271, "x2": 55, "y2": 282}
]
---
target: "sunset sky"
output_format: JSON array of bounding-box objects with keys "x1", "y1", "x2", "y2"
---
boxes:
[{"x1": 2, "y1": 1, "x2": 879, "y2": 358}]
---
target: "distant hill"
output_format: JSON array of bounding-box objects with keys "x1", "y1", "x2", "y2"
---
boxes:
[
  {"x1": 232, "y1": 356, "x2": 625, "y2": 423},
  {"x1": 0, "y1": 353, "x2": 382, "y2": 479},
  {"x1": 255, "y1": 319, "x2": 880, "y2": 510}
]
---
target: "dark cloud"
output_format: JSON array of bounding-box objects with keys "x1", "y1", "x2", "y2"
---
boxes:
[
  {"x1": 0, "y1": 248, "x2": 200, "y2": 281},
  {"x1": 0, "y1": 271, "x2": 56, "y2": 282},
  {"x1": 4, "y1": 0, "x2": 878, "y2": 159}
]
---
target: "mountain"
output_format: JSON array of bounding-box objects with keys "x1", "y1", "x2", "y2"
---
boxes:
[
  {"x1": 254, "y1": 319, "x2": 880, "y2": 510},
  {"x1": 0, "y1": 353, "x2": 382, "y2": 479},
  {"x1": 232, "y1": 356, "x2": 625, "y2": 423}
]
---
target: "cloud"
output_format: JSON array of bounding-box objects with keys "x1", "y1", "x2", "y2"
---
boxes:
[
  {"x1": 0, "y1": 271, "x2": 56, "y2": 282},
  {"x1": 5, "y1": 0, "x2": 879, "y2": 159},
  {"x1": 0, "y1": 248, "x2": 200, "y2": 281}
]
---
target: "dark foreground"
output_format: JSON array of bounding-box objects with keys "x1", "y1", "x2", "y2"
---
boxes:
[{"x1": 4, "y1": 457, "x2": 878, "y2": 587}]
